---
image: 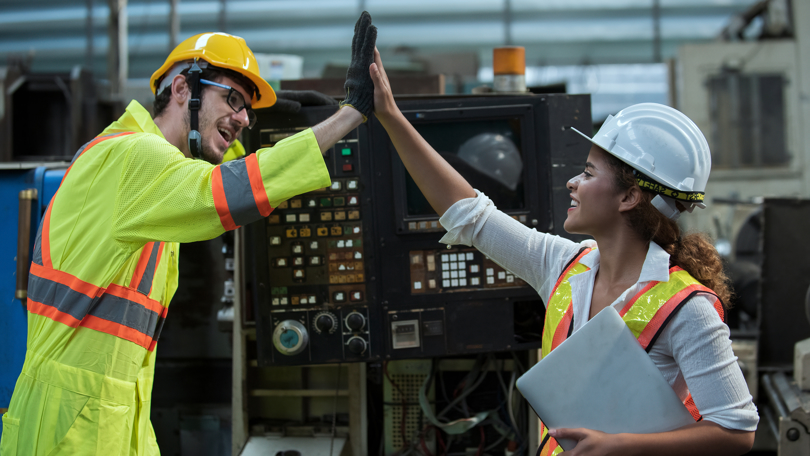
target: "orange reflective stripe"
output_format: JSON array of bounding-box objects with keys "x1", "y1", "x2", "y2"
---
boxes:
[
  {"x1": 107, "y1": 283, "x2": 164, "y2": 315},
  {"x1": 245, "y1": 153, "x2": 274, "y2": 217},
  {"x1": 547, "y1": 248, "x2": 591, "y2": 303},
  {"x1": 30, "y1": 261, "x2": 104, "y2": 299},
  {"x1": 619, "y1": 280, "x2": 658, "y2": 317},
  {"x1": 27, "y1": 297, "x2": 82, "y2": 327},
  {"x1": 131, "y1": 242, "x2": 155, "y2": 289},
  {"x1": 637, "y1": 283, "x2": 712, "y2": 349},
  {"x1": 550, "y1": 303, "x2": 573, "y2": 352},
  {"x1": 211, "y1": 166, "x2": 238, "y2": 230},
  {"x1": 40, "y1": 203, "x2": 55, "y2": 268},
  {"x1": 80, "y1": 314, "x2": 155, "y2": 350},
  {"x1": 684, "y1": 394, "x2": 702, "y2": 421},
  {"x1": 41, "y1": 132, "x2": 135, "y2": 268},
  {"x1": 28, "y1": 262, "x2": 167, "y2": 352}
]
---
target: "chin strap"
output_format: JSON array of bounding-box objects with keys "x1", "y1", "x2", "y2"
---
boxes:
[{"x1": 186, "y1": 59, "x2": 203, "y2": 159}]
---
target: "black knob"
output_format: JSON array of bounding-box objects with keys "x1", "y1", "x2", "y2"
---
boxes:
[
  {"x1": 315, "y1": 314, "x2": 334, "y2": 334},
  {"x1": 786, "y1": 428, "x2": 800, "y2": 442},
  {"x1": 347, "y1": 336, "x2": 367, "y2": 354},
  {"x1": 346, "y1": 312, "x2": 365, "y2": 331}
]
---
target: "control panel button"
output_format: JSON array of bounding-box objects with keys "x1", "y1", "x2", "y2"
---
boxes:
[
  {"x1": 268, "y1": 215, "x2": 280, "y2": 224},
  {"x1": 320, "y1": 197, "x2": 332, "y2": 207},
  {"x1": 347, "y1": 180, "x2": 359, "y2": 190},
  {"x1": 342, "y1": 164, "x2": 353, "y2": 172},
  {"x1": 321, "y1": 212, "x2": 333, "y2": 221},
  {"x1": 275, "y1": 258, "x2": 288, "y2": 267},
  {"x1": 347, "y1": 336, "x2": 367, "y2": 354},
  {"x1": 333, "y1": 197, "x2": 345, "y2": 206},
  {"x1": 293, "y1": 257, "x2": 304, "y2": 266},
  {"x1": 309, "y1": 241, "x2": 319, "y2": 250},
  {"x1": 313, "y1": 312, "x2": 337, "y2": 334},
  {"x1": 346, "y1": 311, "x2": 365, "y2": 329},
  {"x1": 334, "y1": 211, "x2": 346, "y2": 221},
  {"x1": 330, "y1": 226, "x2": 343, "y2": 236},
  {"x1": 349, "y1": 291, "x2": 364, "y2": 302},
  {"x1": 341, "y1": 147, "x2": 353, "y2": 156},
  {"x1": 299, "y1": 213, "x2": 311, "y2": 222},
  {"x1": 277, "y1": 201, "x2": 289, "y2": 209},
  {"x1": 293, "y1": 269, "x2": 305, "y2": 280},
  {"x1": 290, "y1": 199, "x2": 302, "y2": 208},
  {"x1": 285, "y1": 228, "x2": 298, "y2": 238},
  {"x1": 292, "y1": 244, "x2": 303, "y2": 254},
  {"x1": 270, "y1": 236, "x2": 282, "y2": 246},
  {"x1": 333, "y1": 291, "x2": 346, "y2": 303},
  {"x1": 331, "y1": 181, "x2": 342, "y2": 191},
  {"x1": 299, "y1": 227, "x2": 311, "y2": 237},
  {"x1": 348, "y1": 196, "x2": 359, "y2": 206},
  {"x1": 309, "y1": 256, "x2": 322, "y2": 266},
  {"x1": 317, "y1": 227, "x2": 329, "y2": 237},
  {"x1": 348, "y1": 210, "x2": 360, "y2": 220}
]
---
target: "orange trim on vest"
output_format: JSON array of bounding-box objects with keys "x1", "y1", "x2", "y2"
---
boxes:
[
  {"x1": 245, "y1": 153, "x2": 274, "y2": 217},
  {"x1": 548, "y1": 248, "x2": 591, "y2": 302},
  {"x1": 211, "y1": 166, "x2": 238, "y2": 230},
  {"x1": 80, "y1": 314, "x2": 155, "y2": 350},
  {"x1": 41, "y1": 132, "x2": 135, "y2": 269},
  {"x1": 550, "y1": 303, "x2": 573, "y2": 353},
  {"x1": 30, "y1": 262, "x2": 104, "y2": 299},
  {"x1": 130, "y1": 242, "x2": 155, "y2": 288},
  {"x1": 41, "y1": 203, "x2": 55, "y2": 268},
  {"x1": 106, "y1": 283, "x2": 164, "y2": 315},
  {"x1": 637, "y1": 283, "x2": 712, "y2": 349},
  {"x1": 619, "y1": 280, "x2": 658, "y2": 317},
  {"x1": 149, "y1": 246, "x2": 164, "y2": 296},
  {"x1": 27, "y1": 298, "x2": 82, "y2": 327}
]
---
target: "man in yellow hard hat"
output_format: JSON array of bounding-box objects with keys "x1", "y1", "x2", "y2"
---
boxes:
[{"x1": 0, "y1": 12, "x2": 377, "y2": 456}]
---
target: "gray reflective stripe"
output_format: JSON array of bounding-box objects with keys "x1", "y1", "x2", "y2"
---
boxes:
[
  {"x1": 70, "y1": 133, "x2": 124, "y2": 164},
  {"x1": 219, "y1": 158, "x2": 261, "y2": 227},
  {"x1": 136, "y1": 242, "x2": 162, "y2": 295},
  {"x1": 28, "y1": 270, "x2": 162, "y2": 341},
  {"x1": 32, "y1": 221, "x2": 44, "y2": 266},
  {"x1": 89, "y1": 293, "x2": 161, "y2": 338},
  {"x1": 28, "y1": 273, "x2": 95, "y2": 321}
]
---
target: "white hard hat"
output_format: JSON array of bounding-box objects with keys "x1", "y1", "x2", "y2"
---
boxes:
[
  {"x1": 458, "y1": 133, "x2": 523, "y2": 191},
  {"x1": 570, "y1": 103, "x2": 711, "y2": 219}
]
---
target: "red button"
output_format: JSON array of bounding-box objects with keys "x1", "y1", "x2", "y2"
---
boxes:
[{"x1": 342, "y1": 164, "x2": 353, "y2": 172}]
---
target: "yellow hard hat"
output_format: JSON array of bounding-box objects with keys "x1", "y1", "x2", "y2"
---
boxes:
[{"x1": 150, "y1": 32, "x2": 276, "y2": 109}]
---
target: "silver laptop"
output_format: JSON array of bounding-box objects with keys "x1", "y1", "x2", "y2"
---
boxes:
[{"x1": 516, "y1": 306, "x2": 694, "y2": 451}]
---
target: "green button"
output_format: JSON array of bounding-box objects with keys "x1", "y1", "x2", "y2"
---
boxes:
[
  {"x1": 341, "y1": 148, "x2": 352, "y2": 156},
  {"x1": 333, "y1": 197, "x2": 345, "y2": 206},
  {"x1": 271, "y1": 287, "x2": 280, "y2": 295},
  {"x1": 280, "y1": 287, "x2": 288, "y2": 294},
  {"x1": 320, "y1": 198, "x2": 332, "y2": 207}
]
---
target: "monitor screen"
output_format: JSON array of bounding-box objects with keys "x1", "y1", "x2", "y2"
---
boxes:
[{"x1": 404, "y1": 117, "x2": 526, "y2": 217}]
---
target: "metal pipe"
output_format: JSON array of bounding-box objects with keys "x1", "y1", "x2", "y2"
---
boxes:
[
  {"x1": 169, "y1": 0, "x2": 180, "y2": 49},
  {"x1": 762, "y1": 373, "x2": 790, "y2": 418},
  {"x1": 16, "y1": 189, "x2": 37, "y2": 303}
]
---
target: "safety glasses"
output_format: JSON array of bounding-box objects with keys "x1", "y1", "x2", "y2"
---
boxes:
[{"x1": 200, "y1": 79, "x2": 257, "y2": 129}]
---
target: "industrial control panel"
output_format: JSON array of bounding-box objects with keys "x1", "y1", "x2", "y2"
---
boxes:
[
  {"x1": 242, "y1": 94, "x2": 591, "y2": 366},
  {"x1": 242, "y1": 107, "x2": 379, "y2": 366}
]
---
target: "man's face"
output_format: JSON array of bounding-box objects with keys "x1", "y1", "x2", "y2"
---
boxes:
[{"x1": 195, "y1": 75, "x2": 253, "y2": 164}]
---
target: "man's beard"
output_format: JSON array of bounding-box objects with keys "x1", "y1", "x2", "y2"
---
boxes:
[{"x1": 182, "y1": 94, "x2": 222, "y2": 165}]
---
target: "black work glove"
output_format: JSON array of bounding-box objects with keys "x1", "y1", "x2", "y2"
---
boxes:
[
  {"x1": 339, "y1": 11, "x2": 377, "y2": 122},
  {"x1": 267, "y1": 90, "x2": 338, "y2": 114}
]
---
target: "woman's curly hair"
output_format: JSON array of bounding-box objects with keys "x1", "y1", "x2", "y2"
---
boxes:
[{"x1": 603, "y1": 153, "x2": 733, "y2": 308}]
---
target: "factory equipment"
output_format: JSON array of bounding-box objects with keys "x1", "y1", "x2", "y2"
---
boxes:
[
  {"x1": 240, "y1": 94, "x2": 591, "y2": 367},
  {"x1": 0, "y1": 164, "x2": 66, "y2": 440}
]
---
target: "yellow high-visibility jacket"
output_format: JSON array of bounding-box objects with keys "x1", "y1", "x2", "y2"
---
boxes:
[
  {"x1": 536, "y1": 248, "x2": 723, "y2": 456},
  {"x1": 0, "y1": 100, "x2": 330, "y2": 455}
]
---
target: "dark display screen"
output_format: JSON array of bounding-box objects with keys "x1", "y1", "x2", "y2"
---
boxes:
[{"x1": 404, "y1": 118, "x2": 525, "y2": 216}]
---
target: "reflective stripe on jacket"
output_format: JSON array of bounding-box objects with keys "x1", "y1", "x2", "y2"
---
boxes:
[
  {"x1": 535, "y1": 248, "x2": 724, "y2": 456},
  {"x1": 0, "y1": 100, "x2": 330, "y2": 455}
]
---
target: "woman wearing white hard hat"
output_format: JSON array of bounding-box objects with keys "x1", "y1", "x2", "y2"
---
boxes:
[{"x1": 369, "y1": 49, "x2": 757, "y2": 455}]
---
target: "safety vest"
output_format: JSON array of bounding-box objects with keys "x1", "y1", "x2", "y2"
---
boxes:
[
  {"x1": 536, "y1": 248, "x2": 724, "y2": 456},
  {"x1": 0, "y1": 101, "x2": 329, "y2": 455}
]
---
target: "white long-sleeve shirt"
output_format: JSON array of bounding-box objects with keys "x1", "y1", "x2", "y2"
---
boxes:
[{"x1": 439, "y1": 191, "x2": 759, "y2": 432}]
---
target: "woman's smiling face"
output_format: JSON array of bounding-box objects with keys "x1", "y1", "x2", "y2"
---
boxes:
[{"x1": 563, "y1": 145, "x2": 625, "y2": 236}]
